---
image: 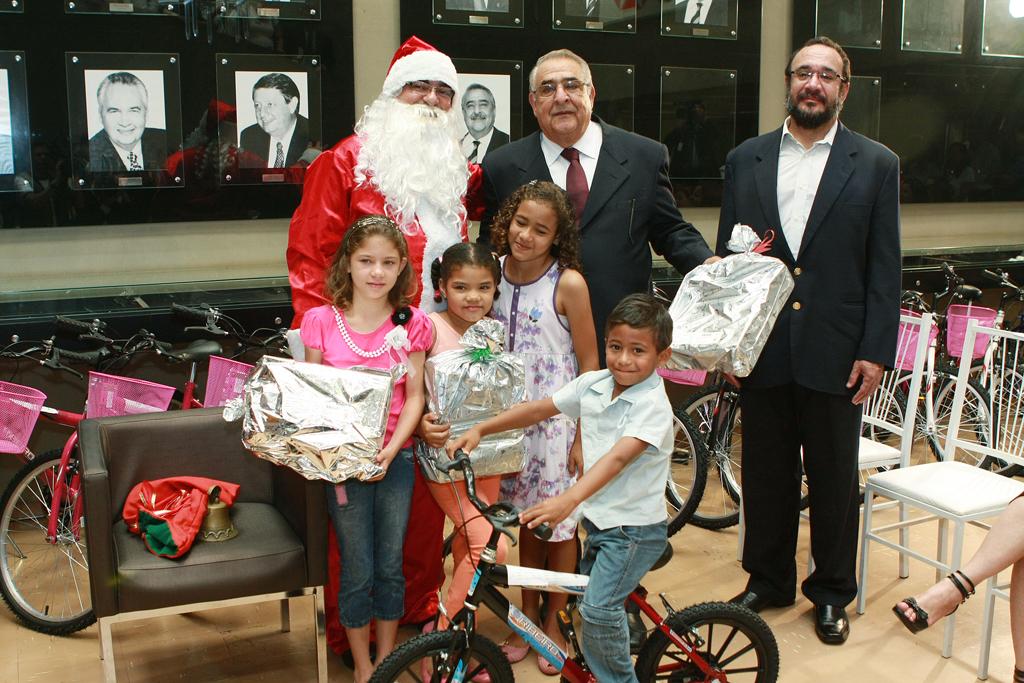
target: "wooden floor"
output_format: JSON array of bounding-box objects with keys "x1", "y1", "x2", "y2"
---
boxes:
[{"x1": 0, "y1": 501, "x2": 1015, "y2": 683}]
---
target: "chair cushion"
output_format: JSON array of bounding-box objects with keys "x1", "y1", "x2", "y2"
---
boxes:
[
  {"x1": 867, "y1": 461, "x2": 1024, "y2": 517},
  {"x1": 112, "y1": 502, "x2": 307, "y2": 613},
  {"x1": 858, "y1": 437, "x2": 901, "y2": 467}
]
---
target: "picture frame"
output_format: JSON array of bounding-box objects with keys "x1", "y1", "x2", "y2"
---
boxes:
[
  {"x1": 553, "y1": 0, "x2": 637, "y2": 34},
  {"x1": 452, "y1": 58, "x2": 523, "y2": 163},
  {"x1": 433, "y1": 0, "x2": 524, "y2": 28},
  {"x1": 660, "y1": 0, "x2": 738, "y2": 40},
  {"x1": 0, "y1": 51, "x2": 33, "y2": 193}
]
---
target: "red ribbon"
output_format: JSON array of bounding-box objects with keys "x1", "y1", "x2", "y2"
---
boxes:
[{"x1": 752, "y1": 229, "x2": 776, "y2": 254}]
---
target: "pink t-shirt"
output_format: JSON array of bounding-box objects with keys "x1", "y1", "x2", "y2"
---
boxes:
[
  {"x1": 427, "y1": 312, "x2": 465, "y2": 357},
  {"x1": 300, "y1": 304, "x2": 432, "y2": 445}
]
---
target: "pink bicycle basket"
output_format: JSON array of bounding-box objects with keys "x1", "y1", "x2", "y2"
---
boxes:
[
  {"x1": 0, "y1": 381, "x2": 47, "y2": 454},
  {"x1": 657, "y1": 368, "x2": 708, "y2": 386},
  {"x1": 946, "y1": 304, "x2": 997, "y2": 360},
  {"x1": 86, "y1": 372, "x2": 175, "y2": 419},
  {"x1": 204, "y1": 356, "x2": 254, "y2": 408},
  {"x1": 894, "y1": 308, "x2": 938, "y2": 372}
]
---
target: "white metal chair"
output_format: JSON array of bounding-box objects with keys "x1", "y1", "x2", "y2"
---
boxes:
[{"x1": 856, "y1": 319, "x2": 1024, "y2": 660}]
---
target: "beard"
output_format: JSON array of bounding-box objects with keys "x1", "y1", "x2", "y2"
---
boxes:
[
  {"x1": 785, "y1": 90, "x2": 842, "y2": 130},
  {"x1": 353, "y1": 96, "x2": 469, "y2": 235}
]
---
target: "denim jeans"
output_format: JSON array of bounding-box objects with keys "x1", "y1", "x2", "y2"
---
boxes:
[
  {"x1": 325, "y1": 446, "x2": 415, "y2": 628},
  {"x1": 579, "y1": 518, "x2": 667, "y2": 683}
]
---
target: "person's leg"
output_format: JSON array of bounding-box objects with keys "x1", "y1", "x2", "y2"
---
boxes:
[
  {"x1": 427, "y1": 475, "x2": 506, "y2": 627},
  {"x1": 327, "y1": 480, "x2": 376, "y2": 683},
  {"x1": 541, "y1": 537, "x2": 577, "y2": 649},
  {"x1": 798, "y1": 386, "x2": 863, "y2": 607},
  {"x1": 1011, "y1": 561, "x2": 1024, "y2": 672},
  {"x1": 372, "y1": 447, "x2": 416, "y2": 663},
  {"x1": 504, "y1": 528, "x2": 546, "y2": 649},
  {"x1": 896, "y1": 496, "x2": 1024, "y2": 627},
  {"x1": 578, "y1": 519, "x2": 666, "y2": 683},
  {"x1": 738, "y1": 384, "x2": 802, "y2": 602}
]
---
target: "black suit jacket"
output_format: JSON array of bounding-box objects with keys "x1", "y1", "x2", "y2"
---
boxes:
[
  {"x1": 676, "y1": 0, "x2": 728, "y2": 25},
  {"x1": 716, "y1": 122, "x2": 902, "y2": 395},
  {"x1": 88, "y1": 128, "x2": 167, "y2": 173},
  {"x1": 481, "y1": 117, "x2": 713, "y2": 342},
  {"x1": 239, "y1": 115, "x2": 311, "y2": 169}
]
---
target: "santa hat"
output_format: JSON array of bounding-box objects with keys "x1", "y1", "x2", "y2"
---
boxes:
[{"x1": 381, "y1": 36, "x2": 458, "y2": 98}]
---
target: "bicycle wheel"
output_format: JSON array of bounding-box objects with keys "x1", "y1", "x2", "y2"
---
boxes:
[
  {"x1": 927, "y1": 373, "x2": 993, "y2": 467},
  {"x1": 665, "y1": 413, "x2": 708, "y2": 537},
  {"x1": 0, "y1": 448, "x2": 95, "y2": 635},
  {"x1": 634, "y1": 601, "x2": 779, "y2": 683},
  {"x1": 369, "y1": 630, "x2": 514, "y2": 683},
  {"x1": 987, "y1": 363, "x2": 1024, "y2": 477}
]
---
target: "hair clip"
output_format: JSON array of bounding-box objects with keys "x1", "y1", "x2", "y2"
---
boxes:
[
  {"x1": 391, "y1": 306, "x2": 413, "y2": 326},
  {"x1": 432, "y1": 289, "x2": 443, "y2": 304}
]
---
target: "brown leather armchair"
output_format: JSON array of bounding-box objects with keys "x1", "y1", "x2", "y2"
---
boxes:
[{"x1": 80, "y1": 408, "x2": 327, "y2": 683}]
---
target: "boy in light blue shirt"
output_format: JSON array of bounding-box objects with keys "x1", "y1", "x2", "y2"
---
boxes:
[{"x1": 449, "y1": 293, "x2": 674, "y2": 683}]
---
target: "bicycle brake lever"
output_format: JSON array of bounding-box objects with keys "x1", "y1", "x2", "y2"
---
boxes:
[{"x1": 184, "y1": 324, "x2": 229, "y2": 336}]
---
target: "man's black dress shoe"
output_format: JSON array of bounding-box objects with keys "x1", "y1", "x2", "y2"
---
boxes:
[
  {"x1": 814, "y1": 604, "x2": 850, "y2": 644},
  {"x1": 728, "y1": 590, "x2": 793, "y2": 613}
]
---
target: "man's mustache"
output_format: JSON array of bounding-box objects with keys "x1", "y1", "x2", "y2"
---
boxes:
[{"x1": 467, "y1": 112, "x2": 488, "y2": 120}]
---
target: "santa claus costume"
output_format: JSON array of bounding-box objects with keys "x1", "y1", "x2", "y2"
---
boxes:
[{"x1": 285, "y1": 36, "x2": 483, "y2": 656}]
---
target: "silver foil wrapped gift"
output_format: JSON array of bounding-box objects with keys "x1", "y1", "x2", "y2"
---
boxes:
[
  {"x1": 226, "y1": 355, "x2": 395, "y2": 483},
  {"x1": 667, "y1": 224, "x2": 795, "y2": 377},
  {"x1": 421, "y1": 318, "x2": 526, "y2": 483}
]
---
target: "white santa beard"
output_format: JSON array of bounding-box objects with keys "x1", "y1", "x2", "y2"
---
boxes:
[
  {"x1": 354, "y1": 97, "x2": 469, "y2": 235},
  {"x1": 415, "y1": 200, "x2": 461, "y2": 312}
]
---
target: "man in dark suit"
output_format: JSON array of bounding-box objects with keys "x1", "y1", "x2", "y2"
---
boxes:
[
  {"x1": 88, "y1": 72, "x2": 167, "y2": 173},
  {"x1": 480, "y1": 49, "x2": 716, "y2": 356},
  {"x1": 718, "y1": 36, "x2": 901, "y2": 645},
  {"x1": 673, "y1": 0, "x2": 728, "y2": 26},
  {"x1": 238, "y1": 73, "x2": 311, "y2": 169},
  {"x1": 460, "y1": 83, "x2": 508, "y2": 163}
]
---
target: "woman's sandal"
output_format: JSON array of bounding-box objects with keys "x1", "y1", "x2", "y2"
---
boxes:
[
  {"x1": 892, "y1": 569, "x2": 976, "y2": 634},
  {"x1": 1014, "y1": 667, "x2": 1024, "y2": 683}
]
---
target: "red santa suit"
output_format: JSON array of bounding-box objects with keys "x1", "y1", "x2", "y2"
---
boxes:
[{"x1": 285, "y1": 37, "x2": 484, "y2": 656}]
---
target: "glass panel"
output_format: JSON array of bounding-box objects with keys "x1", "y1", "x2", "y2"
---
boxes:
[
  {"x1": 660, "y1": 0, "x2": 738, "y2": 40},
  {"x1": 0, "y1": 52, "x2": 32, "y2": 194},
  {"x1": 660, "y1": 66, "x2": 736, "y2": 181},
  {"x1": 815, "y1": 0, "x2": 882, "y2": 49},
  {"x1": 982, "y1": 0, "x2": 1024, "y2": 58},
  {"x1": 432, "y1": 0, "x2": 525, "y2": 28},
  {"x1": 451, "y1": 59, "x2": 524, "y2": 163},
  {"x1": 0, "y1": 0, "x2": 22, "y2": 12},
  {"x1": 215, "y1": 54, "x2": 323, "y2": 186},
  {"x1": 218, "y1": 0, "x2": 322, "y2": 20},
  {"x1": 843, "y1": 75, "x2": 881, "y2": 140},
  {"x1": 553, "y1": 0, "x2": 637, "y2": 34},
  {"x1": 65, "y1": 0, "x2": 181, "y2": 16},
  {"x1": 590, "y1": 63, "x2": 635, "y2": 131},
  {"x1": 902, "y1": 0, "x2": 965, "y2": 54}
]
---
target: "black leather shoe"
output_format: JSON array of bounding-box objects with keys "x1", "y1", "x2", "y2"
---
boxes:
[
  {"x1": 728, "y1": 590, "x2": 794, "y2": 613},
  {"x1": 814, "y1": 604, "x2": 850, "y2": 644},
  {"x1": 626, "y1": 600, "x2": 647, "y2": 654}
]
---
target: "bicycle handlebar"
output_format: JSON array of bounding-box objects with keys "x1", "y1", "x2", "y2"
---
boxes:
[
  {"x1": 54, "y1": 315, "x2": 97, "y2": 335},
  {"x1": 171, "y1": 303, "x2": 212, "y2": 323},
  {"x1": 440, "y1": 450, "x2": 553, "y2": 542}
]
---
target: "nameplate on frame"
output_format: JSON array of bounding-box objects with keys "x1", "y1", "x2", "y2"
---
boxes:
[
  {"x1": 691, "y1": 27, "x2": 710, "y2": 36},
  {"x1": 258, "y1": 7, "x2": 280, "y2": 17},
  {"x1": 118, "y1": 176, "x2": 144, "y2": 187},
  {"x1": 262, "y1": 173, "x2": 286, "y2": 183},
  {"x1": 468, "y1": 14, "x2": 489, "y2": 24},
  {"x1": 585, "y1": 21, "x2": 604, "y2": 30},
  {"x1": 109, "y1": 2, "x2": 134, "y2": 11}
]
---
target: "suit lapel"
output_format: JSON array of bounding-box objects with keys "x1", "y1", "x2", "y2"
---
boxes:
[
  {"x1": 581, "y1": 120, "x2": 628, "y2": 230},
  {"x1": 517, "y1": 133, "x2": 553, "y2": 186},
  {"x1": 753, "y1": 128, "x2": 794, "y2": 263},
  {"x1": 798, "y1": 124, "x2": 856, "y2": 256}
]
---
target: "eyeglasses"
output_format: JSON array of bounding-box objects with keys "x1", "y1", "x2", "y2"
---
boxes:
[
  {"x1": 404, "y1": 80, "x2": 456, "y2": 104},
  {"x1": 788, "y1": 68, "x2": 848, "y2": 84},
  {"x1": 532, "y1": 78, "x2": 589, "y2": 99}
]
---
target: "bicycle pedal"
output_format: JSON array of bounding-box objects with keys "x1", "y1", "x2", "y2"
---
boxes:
[
  {"x1": 687, "y1": 625, "x2": 705, "y2": 648},
  {"x1": 556, "y1": 609, "x2": 584, "y2": 660}
]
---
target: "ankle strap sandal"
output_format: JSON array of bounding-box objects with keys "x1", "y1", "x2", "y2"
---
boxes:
[
  {"x1": 892, "y1": 569, "x2": 977, "y2": 634},
  {"x1": 1014, "y1": 667, "x2": 1024, "y2": 683},
  {"x1": 947, "y1": 569, "x2": 976, "y2": 603}
]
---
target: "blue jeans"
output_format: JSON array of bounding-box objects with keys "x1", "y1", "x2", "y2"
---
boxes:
[
  {"x1": 579, "y1": 518, "x2": 667, "y2": 683},
  {"x1": 325, "y1": 447, "x2": 415, "y2": 628}
]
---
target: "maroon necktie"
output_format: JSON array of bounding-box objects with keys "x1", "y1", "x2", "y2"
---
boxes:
[{"x1": 561, "y1": 147, "x2": 589, "y2": 221}]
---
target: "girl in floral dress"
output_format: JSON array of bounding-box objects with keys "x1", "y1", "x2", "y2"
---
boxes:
[{"x1": 489, "y1": 181, "x2": 598, "y2": 674}]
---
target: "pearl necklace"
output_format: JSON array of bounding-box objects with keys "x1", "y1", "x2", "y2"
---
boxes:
[{"x1": 332, "y1": 306, "x2": 392, "y2": 359}]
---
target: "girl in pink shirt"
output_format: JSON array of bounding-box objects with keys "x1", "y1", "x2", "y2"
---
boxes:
[{"x1": 300, "y1": 215, "x2": 432, "y2": 683}]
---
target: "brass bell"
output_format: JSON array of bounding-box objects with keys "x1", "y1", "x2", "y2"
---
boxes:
[{"x1": 200, "y1": 486, "x2": 238, "y2": 542}]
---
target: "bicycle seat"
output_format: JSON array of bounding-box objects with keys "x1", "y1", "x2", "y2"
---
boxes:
[
  {"x1": 955, "y1": 284, "x2": 983, "y2": 302},
  {"x1": 650, "y1": 541, "x2": 674, "y2": 571},
  {"x1": 175, "y1": 339, "x2": 223, "y2": 363}
]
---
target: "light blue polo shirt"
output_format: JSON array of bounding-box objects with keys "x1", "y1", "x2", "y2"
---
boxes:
[{"x1": 552, "y1": 369, "x2": 674, "y2": 530}]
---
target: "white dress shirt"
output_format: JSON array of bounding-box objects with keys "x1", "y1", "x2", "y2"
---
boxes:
[
  {"x1": 267, "y1": 118, "x2": 297, "y2": 168},
  {"x1": 114, "y1": 141, "x2": 144, "y2": 171},
  {"x1": 676, "y1": 0, "x2": 713, "y2": 24},
  {"x1": 539, "y1": 120, "x2": 603, "y2": 191},
  {"x1": 776, "y1": 116, "x2": 838, "y2": 258},
  {"x1": 461, "y1": 128, "x2": 494, "y2": 160}
]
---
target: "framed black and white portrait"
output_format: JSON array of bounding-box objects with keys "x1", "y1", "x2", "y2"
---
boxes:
[
  {"x1": 661, "y1": 0, "x2": 738, "y2": 39},
  {"x1": 660, "y1": 66, "x2": 736, "y2": 181},
  {"x1": 216, "y1": 53, "x2": 323, "y2": 184},
  {"x1": 216, "y1": 0, "x2": 322, "y2": 20},
  {"x1": 590, "y1": 63, "x2": 635, "y2": 131},
  {"x1": 554, "y1": 0, "x2": 637, "y2": 34},
  {"x1": 65, "y1": 0, "x2": 181, "y2": 16},
  {"x1": 982, "y1": 0, "x2": 1024, "y2": 58},
  {"x1": 815, "y1": 0, "x2": 882, "y2": 49},
  {"x1": 66, "y1": 52, "x2": 183, "y2": 189},
  {"x1": 452, "y1": 58, "x2": 523, "y2": 163},
  {"x1": 902, "y1": 0, "x2": 965, "y2": 53},
  {"x1": 433, "y1": 0, "x2": 524, "y2": 28},
  {"x1": 0, "y1": 51, "x2": 32, "y2": 192},
  {"x1": 0, "y1": 0, "x2": 23, "y2": 13}
]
